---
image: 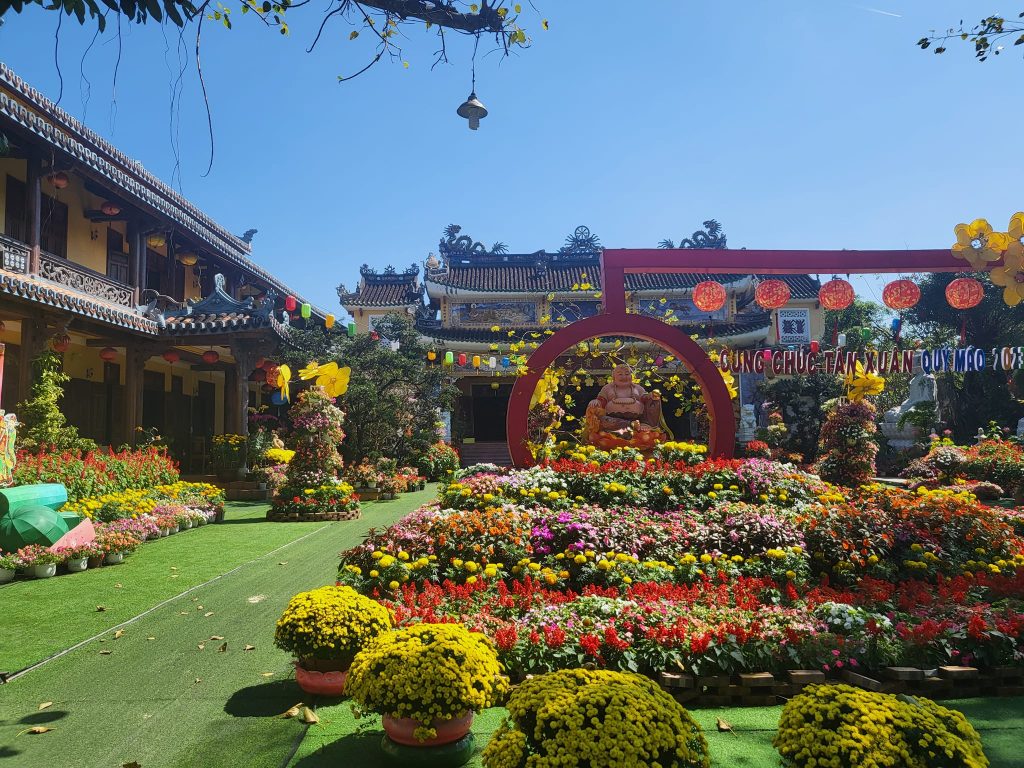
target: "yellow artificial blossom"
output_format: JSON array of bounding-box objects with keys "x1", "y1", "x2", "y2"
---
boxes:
[
  {"x1": 952, "y1": 218, "x2": 1010, "y2": 268},
  {"x1": 318, "y1": 365, "x2": 351, "y2": 398},
  {"x1": 298, "y1": 361, "x2": 327, "y2": 380},
  {"x1": 276, "y1": 364, "x2": 292, "y2": 402},
  {"x1": 988, "y1": 257, "x2": 1024, "y2": 307},
  {"x1": 1006, "y1": 211, "x2": 1024, "y2": 263},
  {"x1": 719, "y1": 366, "x2": 738, "y2": 400},
  {"x1": 844, "y1": 361, "x2": 884, "y2": 402}
]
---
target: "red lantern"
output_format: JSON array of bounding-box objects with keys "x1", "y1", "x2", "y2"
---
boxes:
[
  {"x1": 882, "y1": 279, "x2": 921, "y2": 311},
  {"x1": 809, "y1": 340, "x2": 820, "y2": 354},
  {"x1": 457, "y1": 353, "x2": 467, "y2": 367},
  {"x1": 370, "y1": 331, "x2": 380, "y2": 341},
  {"x1": 284, "y1": 295, "x2": 297, "y2": 312},
  {"x1": 261, "y1": 359, "x2": 275, "y2": 371},
  {"x1": 50, "y1": 171, "x2": 69, "y2": 189},
  {"x1": 99, "y1": 346, "x2": 117, "y2": 361},
  {"x1": 754, "y1": 279, "x2": 791, "y2": 310},
  {"x1": 762, "y1": 349, "x2": 773, "y2": 361},
  {"x1": 254, "y1": 356, "x2": 266, "y2": 370},
  {"x1": 946, "y1": 277, "x2": 985, "y2": 310},
  {"x1": 692, "y1": 280, "x2": 727, "y2": 313},
  {"x1": 100, "y1": 201, "x2": 121, "y2": 217},
  {"x1": 265, "y1": 364, "x2": 280, "y2": 385},
  {"x1": 818, "y1": 278, "x2": 855, "y2": 311},
  {"x1": 202, "y1": 350, "x2": 220, "y2": 364},
  {"x1": 50, "y1": 332, "x2": 71, "y2": 353},
  {"x1": 162, "y1": 350, "x2": 180, "y2": 364}
]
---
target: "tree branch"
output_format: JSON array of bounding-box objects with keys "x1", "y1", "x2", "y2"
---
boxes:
[{"x1": 358, "y1": 0, "x2": 503, "y2": 33}]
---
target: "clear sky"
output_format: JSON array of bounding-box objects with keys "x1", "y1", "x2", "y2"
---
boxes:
[{"x1": 1, "y1": 1, "x2": 1021, "y2": 314}]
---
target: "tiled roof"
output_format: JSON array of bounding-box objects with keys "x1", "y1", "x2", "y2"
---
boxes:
[
  {"x1": 0, "y1": 64, "x2": 325, "y2": 318},
  {"x1": 0, "y1": 272, "x2": 159, "y2": 333},
  {"x1": 339, "y1": 280, "x2": 421, "y2": 307},
  {"x1": 425, "y1": 264, "x2": 819, "y2": 298},
  {"x1": 415, "y1": 313, "x2": 772, "y2": 344},
  {"x1": 159, "y1": 273, "x2": 287, "y2": 337}
]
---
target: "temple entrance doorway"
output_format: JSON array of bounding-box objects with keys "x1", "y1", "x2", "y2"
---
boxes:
[{"x1": 471, "y1": 383, "x2": 511, "y2": 441}]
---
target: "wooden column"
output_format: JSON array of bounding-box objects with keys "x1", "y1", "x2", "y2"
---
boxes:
[
  {"x1": 224, "y1": 364, "x2": 239, "y2": 436},
  {"x1": 17, "y1": 316, "x2": 46, "y2": 404},
  {"x1": 26, "y1": 154, "x2": 42, "y2": 275},
  {"x1": 121, "y1": 345, "x2": 146, "y2": 447},
  {"x1": 229, "y1": 342, "x2": 257, "y2": 439},
  {"x1": 127, "y1": 220, "x2": 141, "y2": 305}
]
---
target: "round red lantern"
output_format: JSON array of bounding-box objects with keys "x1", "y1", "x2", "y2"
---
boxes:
[
  {"x1": 100, "y1": 201, "x2": 121, "y2": 217},
  {"x1": 457, "y1": 353, "x2": 467, "y2": 367},
  {"x1": 692, "y1": 280, "x2": 727, "y2": 313},
  {"x1": 99, "y1": 346, "x2": 117, "y2": 361},
  {"x1": 162, "y1": 350, "x2": 180, "y2": 364},
  {"x1": 265, "y1": 364, "x2": 280, "y2": 385},
  {"x1": 882, "y1": 279, "x2": 921, "y2": 311},
  {"x1": 254, "y1": 356, "x2": 266, "y2": 370},
  {"x1": 202, "y1": 350, "x2": 220, "y2": 364},
  {"x1": 284, "y1": 295, "x2": 298, "y2": 312},
  {"x1": 819, "y1": 278, "x2": 855, "y2": 311},
  {"x1": 754, "y1": 279, "x2": 791, "y2": 310},
  {"x1": 50, "y1": 332, "x2": 71, "y2": 353},
  {"x1": 50, "y1": 171, "x2": 69, "y2": 189},
  {"x1": 946, "y1": 277, "x2": 985, "y2": 310}
]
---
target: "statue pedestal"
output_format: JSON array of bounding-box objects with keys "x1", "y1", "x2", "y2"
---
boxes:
[{"x1": 879, "y1": 421, "x2": 919, "y2": 452}]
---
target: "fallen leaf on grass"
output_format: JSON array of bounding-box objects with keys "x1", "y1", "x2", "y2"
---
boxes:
[
  {"x1": 210, "y1": 635, "x2": 225, "y2": 641},
  {"x1": 280, "y1": 703, "x2": 304, "y2": 719},
  {"x1": 278, "y1": 562, "x2": 288, "y2": 566},
  {"x1": 716, "y1": 717, "x2": 734, "y2": 734},
  {"x1": 204, "y1": 612, "x2": 214, "y2": 617},
  {"x1": 146, "y1": 637, "x2": 155, "y2": 641},
  {"x1": 260, "y1": 672, "x2": 274, "y2": 678},
  {"x1": 218, "y1": 642, "x2": 228, "y2": 652},
  {"x1": 99, "y1": 650, "x2": 112, "y2": 656},
  {"x1": 197, "y1": 605, "x2": 203, "y2": 610},
  {"x1": 170, "y1": 574, "x2": 179, "y2": 579},
  {"x1": 247, "y1": 595, "x2": 266, "y2": 604},
  {"x1": 300, "y1": 707, "x2": 319, "y2": 725},
  {"x1": 114, "y1": 583, "x2": 123, "y2": 589},
  {"x1": 179, "y1": 611, "x2": 189, "y2": 615},
  {"x1": 195, "y1": 678, "x2": 202, "y2": 684},
  {"x1": 171, "y1": 566, "x2": 178, "y2": 571},
  {"x1": 38, "y1": 702, "x2": 52, "y2": 711},
  {"x1": 96, "y1": 606, "x2": 107, "y2": 612},
  {"x1": 197, "y1": 643, "x2": 205, "y2": 651},
  {"x1": 243, "y1": 645, "x2": 255, "y2": 651},
  {"x1": 19, "y1": 726, "x2": 53, "y2": 735},
  {"x1": 114, "y1": 629, "x2": 125, "y2": 639}
]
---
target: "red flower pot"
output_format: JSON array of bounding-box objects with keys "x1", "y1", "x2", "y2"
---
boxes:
[
  {"x1": 382, "y1": 713, "x2": 473, "y2": 746},
  {"x1": 294, "y1": 661, "x2": 348, "y2": 696}
]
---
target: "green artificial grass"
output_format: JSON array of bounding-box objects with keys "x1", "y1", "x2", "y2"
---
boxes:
[
  {"x1": 289, "y1": 697, "x2": 1024, "y2": 768},
  {"x1": 0, "y1": 487, "x2": 436, "y2": 768}
]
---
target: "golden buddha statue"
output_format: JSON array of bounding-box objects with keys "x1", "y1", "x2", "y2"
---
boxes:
[{"x1": 584, "y1": 364, "x2": 667, "y2": 451}]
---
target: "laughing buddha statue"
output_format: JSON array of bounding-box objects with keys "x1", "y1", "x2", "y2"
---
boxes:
[{"x1": 584, "y1": 364, "x2": 667, "y2": 450}]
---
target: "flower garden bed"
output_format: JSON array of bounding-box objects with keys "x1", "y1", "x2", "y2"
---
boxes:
[{"x1": 334, "y1": 449, "x2": 1024, "y2": 706}]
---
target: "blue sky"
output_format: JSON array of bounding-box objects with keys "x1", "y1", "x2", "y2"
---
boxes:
[{"x1": 1, "y1": 1, "x2": 1021, "y2": 313}]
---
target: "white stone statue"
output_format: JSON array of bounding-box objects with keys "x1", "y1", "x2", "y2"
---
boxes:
[
  {"x1": 737, "y1": 404, "x2": 757, "y2": 444},
  {"x1": 1016, "y1": 416, "x2": 1024, "y2": 437},
  {"x1": 880, "y1": 372, "x2": 937, "y2": 451}
]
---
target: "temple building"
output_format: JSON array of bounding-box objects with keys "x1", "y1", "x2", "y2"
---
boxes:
[
  {"x1": 339, "y1": 224, "x2": 824, "y2": 463},
  {"x1": 0, "y1": 64, "x2": 323, "y2": 470}
]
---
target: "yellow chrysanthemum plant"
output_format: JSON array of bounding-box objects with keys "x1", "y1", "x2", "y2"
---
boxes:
[
  {"x1": 274, "y1": 585, "x2": 392, "y2": 696},
  {"x1": 347, "y1": 623, "x2": 509, "y2": 747},
  {"x1": 482, "y1": 669, "x2": 710, "y2": 768},
  {"x1": 774, "y1": 684, "x2": 988, "y2": 768}
]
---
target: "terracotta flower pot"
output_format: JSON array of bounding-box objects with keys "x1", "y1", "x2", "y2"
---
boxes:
[
  {"x1": 294, "y1": 661, "x2": 348, "y2": 696},
  {"x1": 382, "y1": 713, "x2": 473, "y2": 747}
]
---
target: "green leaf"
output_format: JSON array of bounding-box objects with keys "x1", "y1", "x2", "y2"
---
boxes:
[{"x1": 349, "y1": 29, "x2": 358, "y2": 39}]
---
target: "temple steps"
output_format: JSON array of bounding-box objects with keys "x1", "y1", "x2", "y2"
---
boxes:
[{"x1": 459, "y1": 441, "x2": 512, "y2": 468}]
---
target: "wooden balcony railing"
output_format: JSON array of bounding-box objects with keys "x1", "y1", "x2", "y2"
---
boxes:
[
  {"x1": 38, "y1": 252, "x2": 134, "y2": 307},
  {"x1": 0, "y1": 234, "x2": 29, "y2": 274}
]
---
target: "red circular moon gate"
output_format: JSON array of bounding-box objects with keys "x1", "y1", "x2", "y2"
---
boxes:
[{"x1": 505, "y1": 313, "x2": 737, "y2": 468}]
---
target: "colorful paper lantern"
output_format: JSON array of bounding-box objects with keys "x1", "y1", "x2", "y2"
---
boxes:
[
  {"x1": 370, "y1": 331, "x2": 380, "y2": 342},
  {"x1": 284, "y1": 295, "x2": 297, "y2": 312},
  {"x1": 270, "y1": 391, "x2": 286, "y2": 406},
  {"x1": 325, "y1": 314, "x2": 335, "y2": 330},
  {"x1": 819, "y1": 278, "x2": 855, "y2": 311},
  {"x1": 692, "y1": 280, "x2": 727, "y2": 313},
  {"x1": 99, "y1": 346, "x2": 117, "y2": 361},
  {"x1": 265, "y1": 364, "x2": 280, "y2": 385},
  {"x1": 488, "y1": 356, "x2": 497, "y2": 369},
  {"x1": 50, "y1": 171, "x2": 69, "y2": 189},
  {"x1": 50, "y1": 332, "x2": 70, "y2": 353},
  {"x1": 177, "y1": 252, "x2": 198, "y2": 267},
  {"x1": 861, "y1": 327, "x2": 873, "y2": 341},
  {"x1": 491, "y1": 382, "x2": 500, "y2": 390},
  {"x1": 501, "y1": 356, "x2": 510, "y2": 368},
  {"x1": 347, "y1": 322, "x2": 356, "y2": 337},
  {"x1": 761, "y1": 349, "x2": 773, "y2": 361},
  {"x1": 162, "y1": 350, "x2": 180, "y2": 364},
  {"x1": 881, "y1": 279, "x2": 921, "y2": 311},
  {"x1": 457, "y1": 353, "x2": 467, "y2": 367},
  {"x1": 754, "y1": 279, "x2": 791, "y2": 310},
  {"x1": 472, "y1": 355, "x2": 481, "y2": 368},
  {"x1": 427, "y1": 350, "x2": 437, "y2": 361},
  {"x1": 147, "y1": 234, "x2": 167, "y2": 248},
  {"x1": 809, "y1": 340, "x2": 820, "y2": 354},
  {"x1": 837, "y1": 333, "x2": 847, "y2": 348},
  {"x1": 300, "y1": 303, "x2": 311, "y2": 319},
  {"x1": 444, "y1": 351, "x2": 454, "y2": 365},
  {"x1": 202, "y1": 350, "x2": 220, "y2": 364},
  {"x1": 946, "y1": 277, "x2": 985, "y2": 310},
  {"x1": 100, "y1": 201, "x2": 121, "y2": 217}
]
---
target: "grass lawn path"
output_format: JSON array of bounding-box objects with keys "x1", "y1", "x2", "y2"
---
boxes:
[{"x1": 0, "y1": 488, "x2": 436, "y2": 768}]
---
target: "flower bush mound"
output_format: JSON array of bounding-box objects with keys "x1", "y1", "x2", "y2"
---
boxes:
[
  {"x1": 12, "y1": 446, "x2": 179, "y2": 502},
  {"x1": 346, "y1": 623, "x2": 508, "y2": 741},
  {"x1": 482, "y1": 668, "x2": 710, "y2": 768},
  {"x1": 774, "y1": 684, "x2": 988, "y2": 768},
  {"x1": 336, "y1": 450, "x2": 1024, "y2": 680},
  {"x1": 274, "y1": 585, "x2": 392, "y2": 667}
]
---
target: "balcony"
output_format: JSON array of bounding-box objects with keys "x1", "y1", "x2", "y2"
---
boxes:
[{"x1": 0, "y1": 234, "x2": 134, "y2": 308}]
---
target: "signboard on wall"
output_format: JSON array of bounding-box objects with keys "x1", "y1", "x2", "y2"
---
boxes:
[
  {"x1": 777, "y1": 308, "x2": 811, "y2": 344},
  {"x1": 451, "y1": 302, "x2": 537, "y2": 325}
]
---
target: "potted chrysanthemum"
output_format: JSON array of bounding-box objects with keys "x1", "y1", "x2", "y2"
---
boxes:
[
  {"x1": 347, "y1": 623, "x2": 508, "y2": 765},
  {"x1": 274, "y1": 585, "x2": 392, "y2": 696},
  {"x1": 17, "y1": 545, "x2": 62, "y2": 579}
]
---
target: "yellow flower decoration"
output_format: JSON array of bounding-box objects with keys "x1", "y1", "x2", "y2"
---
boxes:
[
  {"x1": 844, "y1": 361, "x2": 884, "y2": 402},
  {"x1": 952, "y1": 218, "x2": 1010, "y2": 268},
  {"x1": 989, "y1": 260, "x2": 1024, "y2": 306},
  {"x1": 298, "y1": 361, "x2": 329, "y2": 380},
  {"x1": 317, "y1": 365, "x2": 351, "y2": 398},
  {"x1": 1005, "y1": 211, "x2": 1024, "y2": 264},
  {"x1": 719, "y1": 367, "x2": 738, "y2": 400},
  {"x1": 276, "y1": 364, "x2": 292, "y2": 403}
]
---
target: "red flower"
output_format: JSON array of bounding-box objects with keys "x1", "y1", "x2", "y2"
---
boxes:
[
  {"x1": 580, "y1": 634, "x2": 601, "y2": 657},
  {"x1": 495, "y1": 626, "x2": 519, "y2": 650},
  {"x1": 543, "y1": 626, "x2": 567, "y2": 649}
]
